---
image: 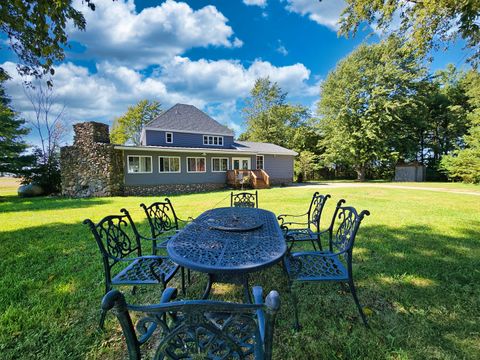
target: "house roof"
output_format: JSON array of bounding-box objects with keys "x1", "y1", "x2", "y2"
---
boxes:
[
  {"x1": 233, "y1": 141, "x2": 298, "y2": 156},
  {"x1": 147, "y1": 104, "x2": 234, "y2": 136},
  {"x1": 115, "y1": 141, "x2": 298, "y2": 156}
]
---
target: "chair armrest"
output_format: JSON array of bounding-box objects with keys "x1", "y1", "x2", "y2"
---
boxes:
[
  {"x1": 138, "y1": 234, "x2": 157, "y2": 241},
  {"x1": 277, "y1": 212, "x2": 308, "y2": 221},
  {"x1": 289, "y1": 249, "x2": 348, "y2": 258}
]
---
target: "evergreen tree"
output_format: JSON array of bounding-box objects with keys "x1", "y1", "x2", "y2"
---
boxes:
[{"x1": 0, "y1": 74, "x2": 31, "y2": 175}]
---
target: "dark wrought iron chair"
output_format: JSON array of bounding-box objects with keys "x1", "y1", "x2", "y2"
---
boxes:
[
  {"x1": 231, "y1": 190, "x2": 258, "y2": 208},
  {"x1": 140, "y1": 198, "x2": 192, "y2": 254},
  {"x1": 283, "y1": 200, "x2": 370, "y2": 328},
  {"x1": 101, "y1": 286, "x2": 281, "y2": 360},
  {"x1": 84, "y1": 208, "x2": 180, "y2": 328},
  {"x1": 277, "y1": 192, "x2": 330, "y2": 251},
  {"x1": 140, "y1": 199, "x2": 193, "y2": 292}
]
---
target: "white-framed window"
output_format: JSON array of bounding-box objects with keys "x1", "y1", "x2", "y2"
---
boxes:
[
  {"x1": 256, "y1": 155, "x2": 264, "y2": 170},
  {"x1": 187, "y1": 157, "x2": 206, "y2": 173},
  {"x1": 212, "y1": 157, "x2": 229, "y2": 172},
  {"x1": 165, "y1": 132, "x2": 173, "y2": 144},
  {"x1": 203, "y1": 135, "x2": 223, "y2": 146},
  {"x1": 127, "y1": 155, "x2": 152, "y2": 174},
  {"x1": 159, "y1": 156, "x2": 181, "y2": 173}
]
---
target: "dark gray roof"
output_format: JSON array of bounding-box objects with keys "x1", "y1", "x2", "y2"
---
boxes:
[
  {"x1": 147, "y1": 104, "x2": 234, "y2": 136},
  {"x1": 233, "y1": 141, "x2": 298, "y2": 156}
]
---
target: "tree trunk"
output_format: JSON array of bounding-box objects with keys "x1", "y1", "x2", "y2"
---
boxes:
[{"x1": 356, "y1": 165, "x2": 366, "y2": 182}]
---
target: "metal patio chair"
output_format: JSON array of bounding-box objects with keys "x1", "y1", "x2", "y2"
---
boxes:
[
  {"x1": 231, "y1": 190, "x2": 258, "y2": 208},
  {"x1": 101, "y1": 286, "x2": 281, "y2": 360},
  {"x1": 277, "y1": 192, "x2": 330, "y2": 251},
  {"x1": 141, "y1": 198, "x2": 193, "y2": 291},
  {"x1": 84, "y1": 208, "x2": 180, "y2": 329},
  {"x1": 283, "y1": 200, "x2": 370, "y2": 328}
]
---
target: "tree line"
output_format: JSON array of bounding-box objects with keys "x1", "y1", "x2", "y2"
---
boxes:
[{"x1": 239, "y1": 38, "x2": 480, "y2": 183}]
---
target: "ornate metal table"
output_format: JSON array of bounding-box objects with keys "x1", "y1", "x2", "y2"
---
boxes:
[{"x1": 167, "y1": 207, "x2": 287, "y2": 301}]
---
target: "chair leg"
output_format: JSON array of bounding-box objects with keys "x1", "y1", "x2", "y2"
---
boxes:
[
  {"x1": 131, "y1": 286, "x2": 137, "y2": 295},
  {"x1": 181, "y1": 267, "x2": 186, "y2": 295},
  {"x1": 99, "y1": 309, "x2": 107, "y2": 330},
  {"x1": 289, "y1": 282, "x2": 301, "y2": 331},
  {"x1": 188, "y1": 269, "x2": 191, "y2": 285},
  {"x1": 347, "y1": 279, "x2": 368, "y2": 327}
]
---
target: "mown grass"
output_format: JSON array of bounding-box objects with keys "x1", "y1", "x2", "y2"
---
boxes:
[{"x1": 0, "y1": 178, "x2": 479, "y2": 359}]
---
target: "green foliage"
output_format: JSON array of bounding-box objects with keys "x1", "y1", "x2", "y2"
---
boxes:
[
  {"x1": 294, "y1": 150, "x2": 319, "y2": 182},
  {"x1": 0, "y1": 74, "x2": 32, "y2": 174},
  {"x1": 317, "y1": 37, "x2": 426, "y2": 181},
  {"x1": 440, "y1": 71, "x2": 480, "y2": 183},
  {"x1": 0, "y1": 1, "x2": 98, "y2": 79},
  {"x1": 21, "y1": 148, "x2": 61, "y2": 194},
  {"x1": 110, "y1": 99, "x2": 162, "y2": 145},
  {"x1": 339, "y1": 0, "x2": 480, "y2": 67},
  {"x1": 241, "y1": 78, "x2": 314, "y2": 150}
]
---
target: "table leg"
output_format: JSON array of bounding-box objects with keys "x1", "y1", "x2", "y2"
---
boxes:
[
  {"x1": 242, "y1": 275, "x2": 252, "y2": 303},
  {"x1": 202, "y1": 274, "x2": 213, "y2": 299}
]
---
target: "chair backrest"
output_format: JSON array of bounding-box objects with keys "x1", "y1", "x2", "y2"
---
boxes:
[
  {"x1": 140, "y1": 198, "x2": 179, "y2": 238},
  {"x1": 307, "y1": 192, "x2": 331, "y2": 231},
  {"x1": 102, "y1": 287, "x2": 280, "y2": 360},
  {"x1": 327, "y1": 200, "x2": 370, "y2": 257},
  {"x1": 231, "y1": 191, "x2": 258, "y2": 208},
  {"x1": 83, "y1": 208, "x2": 142, "y2": 269}
]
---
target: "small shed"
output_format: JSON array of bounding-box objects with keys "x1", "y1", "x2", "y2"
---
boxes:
[{"x1": 394, "y1": 162, "x2": 426, "y2": 182}]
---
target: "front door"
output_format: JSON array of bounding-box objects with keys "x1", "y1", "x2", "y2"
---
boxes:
[{"x1": 232, "y1": 158, "x2": 251, "y2": 170}]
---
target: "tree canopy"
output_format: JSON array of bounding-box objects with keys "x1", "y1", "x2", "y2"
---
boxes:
[
  {"x1": 0, "y1": 73, "x2": 31, "y2": 174},
  {"x1": 0, "y1": 0, "x2": 97, "y2": 79},
  {"x1": 339, "y1": 0, "x2": 480, "y2": 67},
  {"x1": 110, "y1": 100, "x2": 163, "y2": 145},
  {"x1": 240, "y1": 77, "x2": 314, "y2": 151},
  {"x1": 317, "y1": 37, "x2": 426, "y2": 181}
]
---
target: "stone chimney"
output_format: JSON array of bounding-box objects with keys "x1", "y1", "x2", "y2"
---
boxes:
[{"x1": 60, "y1": 122, "x2": 123, "y2": 197}]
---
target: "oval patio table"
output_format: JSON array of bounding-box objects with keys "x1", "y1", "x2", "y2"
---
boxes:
[{"x1": 167, "y1": 207, "x2": 287, "y2": 301}]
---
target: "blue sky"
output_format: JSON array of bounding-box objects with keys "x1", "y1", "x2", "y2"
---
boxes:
[{"x1": 0, "y1": 0, "x2": 470, "y2": 145}]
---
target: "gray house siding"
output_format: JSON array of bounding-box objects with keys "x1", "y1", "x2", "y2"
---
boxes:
[
  {"x1": 145, "y1": 130, "x2": 234, "y2": 149},
  {"x1": 123, "y1": 150, "x2": 252, "y2": 185},
  {"x1": 123, "y1": 150, "x2": 293, "y2": 186},
  {"x1": 263, "y1": 155, "x2": 294, "y2": 184}
]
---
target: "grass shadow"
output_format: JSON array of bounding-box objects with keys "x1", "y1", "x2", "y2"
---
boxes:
[{"x1": 0, "y1": 195, "x2": 112, "y2": 213}]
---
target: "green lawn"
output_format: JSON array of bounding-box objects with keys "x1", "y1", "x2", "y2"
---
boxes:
[{"x1": 0, "y1": 179, "x2": 479, "y2": 359}]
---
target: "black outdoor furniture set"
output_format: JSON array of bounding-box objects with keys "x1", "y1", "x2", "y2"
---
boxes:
[{"x1": 88, "y1": 190, "x2": 370, "y2": 358}]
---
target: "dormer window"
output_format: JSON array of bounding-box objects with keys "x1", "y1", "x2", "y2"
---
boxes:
[
  {"x1": 165, "y1": 132, "x2": 173, "y2": 144},
  {"x1": 203, "y1": 135, "x2": 223, "y2": 146}
]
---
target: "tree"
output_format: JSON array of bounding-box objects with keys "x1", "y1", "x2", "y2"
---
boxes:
[
  {"x1": 440, "y1": 70, "x2": 480, "y2": 183},
  {"x1": 110, "y1": 100, "x2": 163, "y2": 145},
  {"x1": 0, "y1": 1, "x2": 99, "y2": 80},
  {"x1": 21, "y1": 80, "x2": 68, "y2": 194},
  {"x1": 0, "y1": 73, "x2": 31, "y2": 174},
  {"x1": 295, "y1": 150, "x2": 319, "y2": 182},
  {"x1": 339, "y1": 0, "x2": 480, "y2": 67},
  {"x1": 240, "y1": 78, "x2": 311, "y2": 149},
  {"x1": 317, "y1": 37, "x2": 426, "y2": 181}
]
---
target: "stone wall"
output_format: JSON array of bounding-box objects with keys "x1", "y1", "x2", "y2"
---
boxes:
[
  {"x1": 124, "y1": 183, "x2": 226, "y2": 196},
  {"x1": 61, "y1": 122, "x2": 124, "y2": 197}
]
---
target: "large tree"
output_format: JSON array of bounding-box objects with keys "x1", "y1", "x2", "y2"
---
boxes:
[
  {"x1": 440, "y1": 70, "x2": 480, "y2": 183},
  {"x1": 317, "y1": 37, "x2": 426, "y2": 181},
  {"x1": 0, "y1": 1, "x2": 99, "y2": 80},
  {"x1": 240, "y1": 77, "x2": 313, "y2": 150},
  {"x1": 110, "y1": 100, "x2": 163, "y2": 145},
  {"x1": 339, "y1": 0, "x2": 480, "y2": 67},
  {"x1": 0, "y1": 73, "x2": 31, "y2": 174}
]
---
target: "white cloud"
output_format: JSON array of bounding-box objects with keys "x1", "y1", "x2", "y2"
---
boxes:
[
  {"x1": 276, "y1": 40, "x2": 288, "y2": 56},
  {"x1": 2, "y1": 57, "x2": 319, "y2": 138},
  {"x1": 285, "y1": 0, "x2": 345, "y2": 30},
  {"x1": 69, "y1": 0, "x2": 242, "y2": 68},
  {"x1": 243, "y1": 0, "x2": 267, "y2": 8}
]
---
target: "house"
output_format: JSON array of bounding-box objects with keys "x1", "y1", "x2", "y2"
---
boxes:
[{"x1": 60, "y1": 104, "x2": 297, "y2": 197}]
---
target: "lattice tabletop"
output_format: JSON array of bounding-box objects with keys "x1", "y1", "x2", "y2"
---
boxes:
[{"x1": 167, "y1": 207, "x2": 287, "y2": 274}]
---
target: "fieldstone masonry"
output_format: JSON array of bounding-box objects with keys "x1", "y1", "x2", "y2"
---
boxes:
[{"x1": 61, "y1": 122, "x2": 124, "y2": 197}]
